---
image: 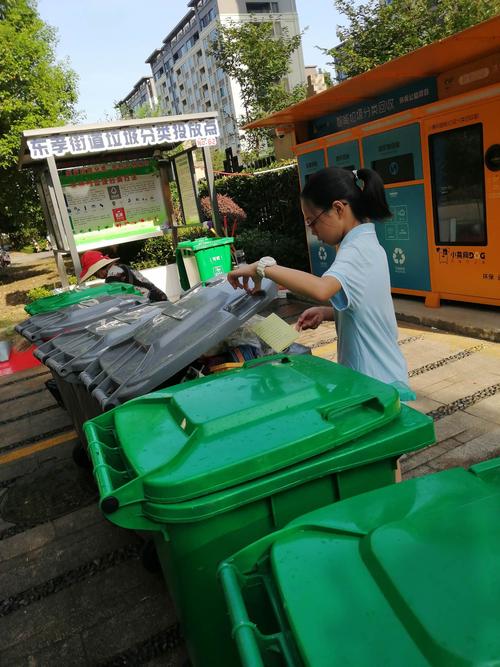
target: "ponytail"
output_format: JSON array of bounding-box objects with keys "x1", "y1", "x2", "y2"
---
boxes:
[{"x1": 301, "y1": 166, "x2": 392, "y2": 221}]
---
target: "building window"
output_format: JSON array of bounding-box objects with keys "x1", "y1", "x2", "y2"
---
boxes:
[
  {"x1": 246, "y1": 2, "x2": 279, "y2": 13},
  {"x1": 429, "y1": 123, "x2": 487, "y2": 246},
  {"x1": 200, "y1": 7, "x2": 216, "y2": 28}
]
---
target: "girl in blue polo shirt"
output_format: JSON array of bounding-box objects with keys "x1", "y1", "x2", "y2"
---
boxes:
[{"x1": 227, "y1": 166, "x2": 414, "y2": 400}]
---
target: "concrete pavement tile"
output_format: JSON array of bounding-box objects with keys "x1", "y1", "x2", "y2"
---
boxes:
[
  {"x1": 3, "y1": 389, "x2": 58, "y2": 422},
  {"x1": 413, "y1": 378, "x2": 456, "y2": 395},
  {"x1": 36, "y1": 439, "x2": 77, "y2": 467},
  {"x1": 404, "y1": 338, "x2": 474, "y2": 370},
  {"x1": 427, "y1": 426, "x2": 500, "y2": 470},
  {"x1": 145, "y1": 645, "x2": 188, "y2": 667},
  {"x1": 427, "y1": 373, "x2": 500, "y2": 404},
  {"x1": 466, "y1": 392, "x2": 500, "y2": 426},
  {"x1": 0, "y1": 456, "x2": 38, "y2": 483},
  {"x1": 52, "y1": 501, "x2": 103, "y2": 537},
  {"x1": 0, "y1": 560, "x2": 164, "y2": 653},
  {"x1": 0, "y1": 522, "x2": 137, "y2": 598},
  {"x1": 434, "y1": 412, "x2": 499, "y2": 444},
  {"x1": 400, "y1": 443, "x2": 449, "y2": 471},
  {"x1": 0, "y1": 408, "x2": 72, "y2": 451},
  {"x1": 82, "y1": 590, "x2": 176, "y2": 663},
  {"x1": 401, "y1": 464, "x2": 435, "y2": 480},
  {"x1": 0, "y1": 522, "x2": 56, "y2": 563},
  {"x1": 0, "y1": 632, "x2": 88, "y2": 666},
  {"x1": 405, "y1": 395, "x2": 443, "y2": 414}
]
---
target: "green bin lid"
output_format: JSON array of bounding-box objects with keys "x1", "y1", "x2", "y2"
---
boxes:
[
  {"x1": 109, "y1": 355, "x2": 401, "y2": 504},
  {"x1": 177, "y1": 236, "x2": 234, "y2": 251},
  {"x1": 25, "y1": 282, "x2": 141, "y2": 315},
  {"x1": 262, "y1": 465, "x2": 500, "y2": 666}
]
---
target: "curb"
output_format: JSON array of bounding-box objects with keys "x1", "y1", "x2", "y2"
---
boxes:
[{"x1": 394, "y1": 310, "x2": 500, "y2": 344}]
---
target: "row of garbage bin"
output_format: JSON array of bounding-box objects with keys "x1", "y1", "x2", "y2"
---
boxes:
[{"x1": 17, "y1": 278, "x2": 497, "y2": 666}]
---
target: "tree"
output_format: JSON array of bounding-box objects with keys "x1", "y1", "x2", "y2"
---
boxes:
[
  {"x1": 0, "y1": 0, "x2": 78, "y2": 246},
  {"x1": 329, "y1": 0, "x2": 500, "y2": 81},
  {"x1": 209, "y1": 20, "x2": 305, "y2": 150}
]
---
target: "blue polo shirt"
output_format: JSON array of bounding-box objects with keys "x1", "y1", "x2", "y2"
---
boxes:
[{"x1": 323, "y1": 223, "x2": 414, "y2": 399}]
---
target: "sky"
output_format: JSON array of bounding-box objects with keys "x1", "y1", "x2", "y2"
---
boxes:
[{"x1": 37, "y1": 0, "x2": 345, "y2": 124}]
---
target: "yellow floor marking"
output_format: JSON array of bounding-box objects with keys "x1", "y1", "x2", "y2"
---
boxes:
[{"x1": 0, "y1": 430, "x2": 77, "y2": 465}]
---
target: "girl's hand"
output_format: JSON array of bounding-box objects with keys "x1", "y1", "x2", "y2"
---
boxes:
[
  {"x1": 227, "y1": 262, "x2": 261, "y2": 293},
  {"x1": 295, "y1": 307, "x2": 325, "y2": 331}
]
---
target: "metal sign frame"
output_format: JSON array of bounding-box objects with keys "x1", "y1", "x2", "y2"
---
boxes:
[{"x1": 19, "y1": 112, "x2": 222, "y2": 284}]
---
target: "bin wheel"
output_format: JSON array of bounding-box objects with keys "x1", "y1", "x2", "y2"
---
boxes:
[
  {"x1": 72, "y1": 443, "x2": 92, "y2": 470},
  {"x1": 141, "y1": 539, "x2": 161, "y2": 574}
]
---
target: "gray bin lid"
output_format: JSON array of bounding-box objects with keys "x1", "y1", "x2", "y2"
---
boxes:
[
  {"x1": 81, "y1": 278, "x2": 278, "y2": 410},
  {"x1": 37, "y1": 302, "x2": 167, "y2": 378},
  {"x1": 16, "y1": 294, "x2": 147, "y2": 344}
]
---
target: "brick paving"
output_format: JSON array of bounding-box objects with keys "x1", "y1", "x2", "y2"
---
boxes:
[{"x1": 0, "y1": 294, "x2": 499, "y2": 665}]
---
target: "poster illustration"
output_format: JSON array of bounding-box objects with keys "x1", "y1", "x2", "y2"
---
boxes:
[{"x1": 60, "y1": 159, "x2": 166, "y2": 250}]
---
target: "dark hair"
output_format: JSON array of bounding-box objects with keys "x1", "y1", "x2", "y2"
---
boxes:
[{"x1": 301, "y1": 167, "x2": 392, "y2": 221}]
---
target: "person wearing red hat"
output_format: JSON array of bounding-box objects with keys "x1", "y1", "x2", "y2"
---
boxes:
[{"x1": 79, "y1": 250, "x2": 168, "y2": 302}]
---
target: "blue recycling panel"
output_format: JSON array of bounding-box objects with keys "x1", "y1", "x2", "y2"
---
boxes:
[
  {"x1": 375, "y1": 184, "x2": 431, "y2": 292},
  {"x1": 326, "y1": 140, "x2": 361, "y2": 172},
  {"x1": 297, "y1": 150, "x2": 336, "y2": 277},
  {"x1": 362, "y1": 124, "x2": 423, "y2": 184}
]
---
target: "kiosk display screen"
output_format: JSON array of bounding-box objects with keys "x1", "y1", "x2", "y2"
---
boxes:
[
  {"x1": 429, "y1": 123, "x2": 487, "y2": 246},
  {"x1": 371, "y1": 153, "x2": 415, "y2": 184}
]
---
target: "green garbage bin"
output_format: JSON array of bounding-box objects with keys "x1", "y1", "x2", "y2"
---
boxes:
[
  {"x1": 175, "y1": 236, "x2": 233, "y2": 290},
  {"x1": 84, "y1": 354, "x2": 435, "y2": 667},
  {"x1": 219, "y1": 457, "x2": 500, "y2": 666},
  {"x1": 25, "y1": 282, "x2": 141, "y2": 315}
]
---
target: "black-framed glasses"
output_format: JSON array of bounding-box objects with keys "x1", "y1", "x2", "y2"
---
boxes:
[{"x1": 304, "y1": 208, "x2": 329, "y2": 228}]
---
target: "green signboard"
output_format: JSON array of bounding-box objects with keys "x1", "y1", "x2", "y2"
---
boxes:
[{"x1": 310, "y1": 77, "x2": 437, "y2": 139}]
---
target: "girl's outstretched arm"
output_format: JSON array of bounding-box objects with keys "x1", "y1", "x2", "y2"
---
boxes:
[{"x1": 228, "y1": 262, "x2": 341, "y2": 302}]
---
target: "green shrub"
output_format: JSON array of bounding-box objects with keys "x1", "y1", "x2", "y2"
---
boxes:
[
  {"x1": 235, "y1": 228, "x2": 309, "y2": 272},
  {"x1": 26, "y1": 286, "x2": 53, "y2": 303},
  {"x1": 132, "y1": 227, "x2": 206, "y2": 270},
  {"x1": 199, "y1": 163, "x2": 303, "y2": 234}
]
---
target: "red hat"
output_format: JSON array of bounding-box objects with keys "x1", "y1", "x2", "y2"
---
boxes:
[{"x1": 79, "y1": 250, "x2": 118, "y2": 283}]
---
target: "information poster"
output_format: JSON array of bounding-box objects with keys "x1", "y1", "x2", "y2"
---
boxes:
[
  {"x1": 174, "y1": 152, "x2": 201, "y2": 226},
  {"x1": 60, "y1": 159, "x2": 166, "y2": 250}
]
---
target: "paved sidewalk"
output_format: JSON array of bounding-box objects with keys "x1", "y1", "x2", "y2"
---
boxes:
[{"x1": 273, "y1": 294, "x2": 500, "y2": 482}]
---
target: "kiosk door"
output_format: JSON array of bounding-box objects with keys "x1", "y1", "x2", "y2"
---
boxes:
[
  {"x1": 424, "y1": 101, "x2": 500, "y2": 306},
  {"x1": 297, "y1": 149, "x2": 335, "y2": 276},
  {"x1": 362, "y1": 124, "x2": 432, "y2": 293}
]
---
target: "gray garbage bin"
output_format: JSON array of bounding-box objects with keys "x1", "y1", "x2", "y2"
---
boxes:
[
  {"x1": 35, "y1": 301, "x2": 167, "y2": 458},
  {"x1": 16, "y1": 292, "x2": 147, "y2": 344},
  {"x1": 81, "y1": 278, "x2": 278, "y2": 411}
]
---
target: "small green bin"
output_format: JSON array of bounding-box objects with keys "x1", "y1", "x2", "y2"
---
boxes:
[
  {"x1": 175, "y1": 236, "x2": 233, "y2": 290},
  {"x1": 84, "y1": 354, "x2": 435, "y2": 667},
  {"x1": 25, "y1": 282, "x2": 141, "y2": 315},
  {"x1": 220, "y1": 457, "x2": 500, "y2": 666}
]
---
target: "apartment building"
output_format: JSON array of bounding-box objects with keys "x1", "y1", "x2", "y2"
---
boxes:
[
  {"x1": 117, "y1": 76, "x2": 158, "y2": 117},
  {"x1": 141, "y1": 0, "x2": 305, "y2": 154}
]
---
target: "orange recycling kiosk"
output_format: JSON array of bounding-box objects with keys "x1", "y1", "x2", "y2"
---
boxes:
[{"x1": 247, "y1": 17, "x2": 500, "y2": 308}]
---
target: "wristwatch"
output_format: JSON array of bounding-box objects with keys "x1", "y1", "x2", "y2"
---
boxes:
[{"x1": 256, "y1": 256, "x2": 277, "y2": 278}]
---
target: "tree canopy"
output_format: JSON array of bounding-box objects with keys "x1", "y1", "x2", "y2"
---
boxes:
[
  {"x1": 330, "y1": 0, "x2": 500, "y2": 81},
  {"x1": 209, "y1": 20, "x2": 305, "y2": 128},
  {"x1": 0, "y1": 0, "x2": 78, "y2": 246}
]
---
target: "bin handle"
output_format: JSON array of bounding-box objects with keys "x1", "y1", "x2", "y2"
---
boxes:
[
  {"x1": 219, "y1": 563, "x2": 266, "y2": 667},
  {"x1": 85, "y1": 421, "x2": 130, "y2": 512}
]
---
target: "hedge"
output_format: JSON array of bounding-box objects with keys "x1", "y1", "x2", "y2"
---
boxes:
[{"x1": 199, "y1": 164, "x2": 309, "y2": 270}]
